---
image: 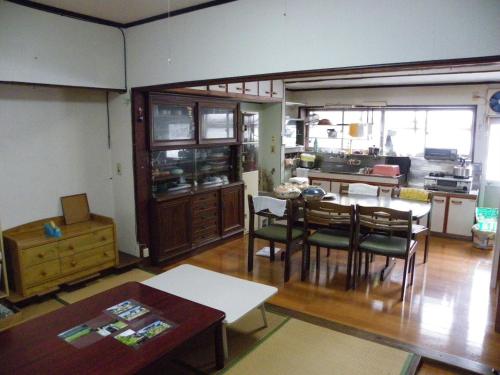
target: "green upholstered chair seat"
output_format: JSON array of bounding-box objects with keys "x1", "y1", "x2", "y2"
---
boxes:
[
  {"x1": 359, "y1": 234, "x2": 416, "y2": 256},
  {"x1": 307, "y1": 229, "x2": 350, "y2": 249},
  {"x1": 254, "y1": 224, "x2": 304, "y2": 242}
]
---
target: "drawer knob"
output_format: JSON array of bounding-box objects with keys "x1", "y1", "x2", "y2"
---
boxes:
[
  {"x1": 101, "y1": 236, "x2": 107, "y2": 241},
  {"x1": 103, "y1": 252, "x2": 109, "y2": 257},
  {"x1": 71, "y1": 261, "x2": 77, "y2": 267},
  {"x1": 38, "y1": 253, "x2": 44, "y2": 258},
  {"x1": 68, "y1": 245, "x2": 74, "y2": 250},
  {"x1": 40, "y1": 270, "x2": 47, "y2": 276}
]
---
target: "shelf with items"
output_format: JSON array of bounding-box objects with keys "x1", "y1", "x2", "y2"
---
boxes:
[{"x1": 151, "y1": 145, "x2": 240, "y2": 199}]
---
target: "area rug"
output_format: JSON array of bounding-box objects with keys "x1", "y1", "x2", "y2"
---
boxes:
[
  {"x1": 222, "y1": 318, "x2": 419, "y2": 375},
  {"x1": 56, "y1": 268, "x2": 154, "y2": 304}
]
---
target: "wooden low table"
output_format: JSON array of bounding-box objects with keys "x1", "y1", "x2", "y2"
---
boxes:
[{"x1": 0, "y1": 282, "x2": 226, "y2": 374}]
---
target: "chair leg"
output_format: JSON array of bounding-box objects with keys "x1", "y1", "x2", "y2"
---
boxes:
[
  {"x1": 410, "y1": 253, "x2": 416, "y2": 286},
  {"x1": 284, "y1": 242, "x2": 292, "y2": 282},
  {"x1": 370, "y1": 253, "x2": 374, "y2": 263},
  {"x1": 357, "y1": 250, "x2": 362, "y2": 278},
  {"x1": 346, "y1": 249, "x2": 353, "y2": 290},
  {"x1": 270, "y1": 241, "x2": 275, "y2": 262},
  {"x1": 400, "y1": 258, "x2": 409, "y2": 301},
  {"x1": 301, "y1": 242, "x2": 307, "y2": 281},
  {"x1": 423, "y1": 233, "x2": 429, "y2": 263},
  {"x1": 327, "y1": 248, "x2": 330, "y2": 257},
  {"x1": 364, "y1": 252, "x2": 369, "y2": 278},
  {"x1": 316, "y1": 245, "x2": 321, "y2": 272},
  {"x1": 408, "y1": 254, "x2": 413, "y2": 274},
  {"x1": 247, "y1": 235, "x2": 254, "y2": 272}
]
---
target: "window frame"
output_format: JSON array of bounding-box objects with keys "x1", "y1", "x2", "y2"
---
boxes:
[{"x1": 304, "y1": 105, "x2": 477, "y2": 160}]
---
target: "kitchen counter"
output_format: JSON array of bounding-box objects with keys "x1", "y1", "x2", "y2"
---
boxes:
[{"x1": 307, "y1": 170, "x2": 404, "y2": 185}]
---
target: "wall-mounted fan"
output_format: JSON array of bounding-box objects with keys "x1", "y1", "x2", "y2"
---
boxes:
[{"x1": 489, "y1": 91, "x2": 500, "y2": 113}]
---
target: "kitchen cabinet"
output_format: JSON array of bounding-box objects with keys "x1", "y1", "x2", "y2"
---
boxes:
[
  {"x1": 221, "y1": 184, "x2": 244, "y2": 236},
  {"x1": 209, "y1": 84, "x2": 227, "y2": 92},
  {"x1": 271, "y1": 80, "x2": 284, "y2": 98},
  {"x1": 227, "y1": 83, "x2": 244, "y2": 94},
  {"x1": 152, "y1": 197, "x2": 192, "y2": 261},
  {"x1": 149, "y1": 95, "x2": 196, "y2": 148},
  {"x1": 190, "y1": 86, "x2": 208, "y2": 90},
  {"x1": 430, "y1": 195, "x2": 446, "y2": 232},
  {"x1": 258, "y1": 81, "x2": 272, "y2": 97},
  {"x1": 244, "y1": 82, "x2": 258, "y2": 96},
  {"x1": 192, "y1": 191, "x2": 220, "y2": 246},
  {"x1": 446, "y1": 196, "x2": 476, "y2": 237},
  {"x1": 199, "y1": 101, "x2": 238, "y2": 144}
]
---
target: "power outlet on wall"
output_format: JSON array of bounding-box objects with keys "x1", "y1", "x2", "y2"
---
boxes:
[{"x1": 142, "y1": 247, "x2": 149, "y2": 258}]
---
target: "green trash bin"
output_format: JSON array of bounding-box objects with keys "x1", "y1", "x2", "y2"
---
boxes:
[{"x1": 472, "y1": 207, "x2": 498, "y2": 249}]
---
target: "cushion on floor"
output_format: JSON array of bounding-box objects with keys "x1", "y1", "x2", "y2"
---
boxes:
[
  {"x1": 359, "y1": 234, "x2": 415, "y2": 256},
  {"x1": 255, "y1": 224, "x2": 304, "y2": 242},
  {"x1": 307, "y1": 228, "x2": 350, "y2": 249}
]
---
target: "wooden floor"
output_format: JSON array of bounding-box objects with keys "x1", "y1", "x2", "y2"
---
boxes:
[{"x1": 165, "y1": 235, "x2": 500, "y2": 371}]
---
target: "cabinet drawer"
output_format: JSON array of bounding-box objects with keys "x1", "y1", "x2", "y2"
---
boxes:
[
  {"x1": 193, "y1": 191, "x2": 218, "y2": 204},
  {"x1": 22, "y1": 243, "x2": 59, "y2": 267},
  {"x1": 193, "y1": 226, "x2": 219, "y2": 244},
  {"x1": 193, "y1": 199, "x2": 218, "y2": 212},
  {"x1": 58, "y1": 228, "x2": 113, "y2": 256},
  {"x1": 61, "y1": 244, "x2": 115, "y2": 274},
  {"x1": 446, "y1": 197, "x2": 476, "y2": 236},
  {"x1": 24, "y1": 259, "x2": 60, "y2": 286},
  {"x1": 193, "y1": 208, "x2": 218, "y2": 224}
]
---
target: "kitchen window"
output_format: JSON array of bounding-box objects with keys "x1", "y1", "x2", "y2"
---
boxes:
[
  {"x1": 306, "y1": 107, "x2": 474, "y2": 158},
  {"x1": 486, "y1": 118, "x2": 500, "y2": 181}
]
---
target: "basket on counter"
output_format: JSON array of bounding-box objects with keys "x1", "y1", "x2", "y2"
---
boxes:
[{"x1": 273, "y1": 183, "x2": 302, "y2": 199}]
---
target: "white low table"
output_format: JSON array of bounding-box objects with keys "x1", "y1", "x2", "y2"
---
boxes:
[{"x1": 141, "y1": 264, "x2": 278, "y2": 357}]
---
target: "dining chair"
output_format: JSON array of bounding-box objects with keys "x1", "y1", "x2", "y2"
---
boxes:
[
  {"x1": 355, "y1": 205, "x2": 418, "y2": 301},
  {"x1": 394, "y1": 187, "x2": 431, "y2": 263},
  {"x1": 247, "y1": 195, "x2": 304, "y2": 282},
  {"x1": 302, "y1": 200, "x2": 355, "y2": 289}
]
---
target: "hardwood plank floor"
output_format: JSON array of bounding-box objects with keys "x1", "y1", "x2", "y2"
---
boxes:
[{"x1": 164, "y1": 235, "x2": 499, "y2": 371}]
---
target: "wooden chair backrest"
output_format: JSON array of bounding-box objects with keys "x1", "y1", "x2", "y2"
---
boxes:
[
  {"x1": 356, "y1": 205, "x2": 412, "y2": 244},
  {"x1": 304, "y1": 200, "x2": 354, "y2": 228},
  {"x1": 247, "y1": 195, "x2": 297, "y2": 237}
]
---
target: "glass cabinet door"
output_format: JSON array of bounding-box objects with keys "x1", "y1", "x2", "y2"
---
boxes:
[
  {"x1": 242, "y1": 112, "x2": 259, "y2": 143},
  {"x1": 151, "y1": 149, "x2": 194, "y2": 196},
  {"x1": 242, "y1": 143, "x2": 258, "y2": 172},
  {"x1": 195, "y1": 146, "x2": 235, "y2": 187},
  {"x1": 199, "y1": 102, "x2": 237, "y2": 143},
  {"x1": 150, "y1": 95, "x2": 196, "y2": 147}
]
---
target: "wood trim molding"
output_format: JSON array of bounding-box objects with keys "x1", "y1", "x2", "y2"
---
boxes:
[
  {"x1": 6, "y1": 0, "x2": 238, "y2": 29},
  {"x1": 0, "y1": 80, "x2": 126, "y2": 93},
  {"x1": 165, "y1": 88, "x2": 282, "y2": 103}
]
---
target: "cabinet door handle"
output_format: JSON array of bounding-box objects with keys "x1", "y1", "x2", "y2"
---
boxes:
[
  {"x1": 244, "y1": 88, "x2": 251, "y2": 92},
  {"x1": 451, "y1": 200, "x2": 463, "y2": 205},
  {"x1": 265, "y1": 91, "x2": 270, "y2": 94},
  {"x1": 272, "y1": 91, "x2": 278, "y2": 95},
  {"x1": 218, "y1": 84, "x2": 225, "y2": 89},
  {"x1": 434, "y1": 198, "x2": 445, "y2": 203},
  {"x1": 381, "y1": 189, "x2": 390, "y2": 192}
]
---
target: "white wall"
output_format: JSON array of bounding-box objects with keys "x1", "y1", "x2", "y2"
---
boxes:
[
  {"x1": 0, "y1": 84, "x2": 115, "y2": 229},
  {"x1": 0, "y1": 1, "x2": 125, "y2": 90},
  {"x1": 125, "y1": 0, "x2": 500, "y2": 88}
]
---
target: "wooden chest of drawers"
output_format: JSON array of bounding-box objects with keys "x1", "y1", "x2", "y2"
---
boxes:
[{"x1": 3, "y1": 214, "x2": 118, "y2": 299}]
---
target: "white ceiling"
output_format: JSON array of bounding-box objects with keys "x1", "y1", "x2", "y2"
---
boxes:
[
  {"x1": 285, "y1": 65, "x2": 500, "y2": 90},
  {"x1": 30, "y1": 0, "x2": 216, "y2": 24}
]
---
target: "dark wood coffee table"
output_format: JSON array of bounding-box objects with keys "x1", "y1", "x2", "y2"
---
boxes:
[{"x1": 0, "y1": 282, "x2": 225, "y2": 374}]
